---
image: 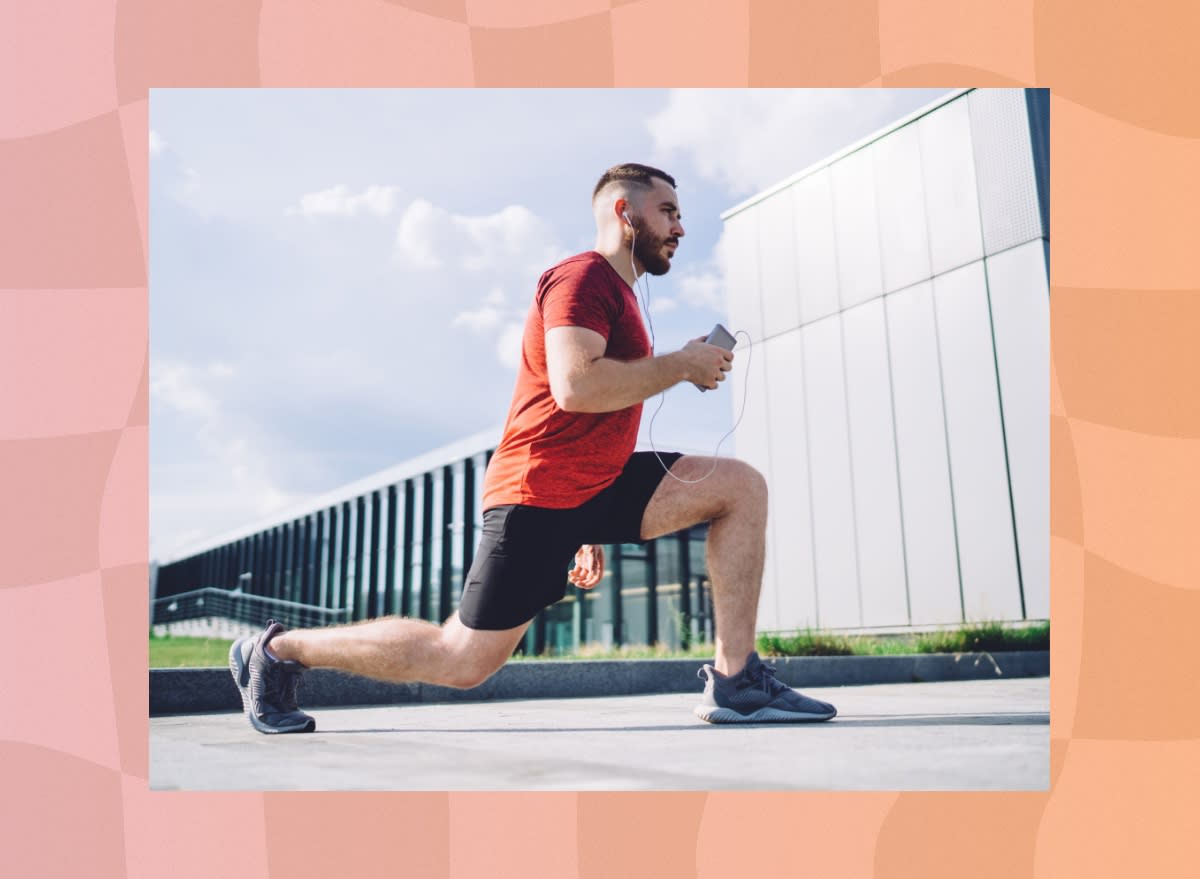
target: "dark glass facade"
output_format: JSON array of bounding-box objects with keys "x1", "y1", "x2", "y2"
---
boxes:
[{"x1": 154, "y1": 448, "x2": 711, "y2": 654}]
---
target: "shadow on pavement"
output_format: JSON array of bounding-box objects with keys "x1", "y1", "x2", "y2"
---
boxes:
[{"x1": 314, "y1": 711, "x2": 1048, "y2": 735}]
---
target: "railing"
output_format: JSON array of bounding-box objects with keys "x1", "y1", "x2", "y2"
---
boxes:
[{"x1": 151, "y1": 587, "x2": 350, "y2": 631}]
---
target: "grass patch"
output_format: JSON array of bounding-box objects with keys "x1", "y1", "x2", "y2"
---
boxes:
[
  {"x1": 757, "y1": 631, "x2": 857, "y2": 657},
  {"x1": 148, "y1": 621, "x2": 1050, "y2": 667},
  {"x1": 915, "y1": 621, "x2": 1050, "y2": 654},
  {"x1": 149, "y1": 633, "x2": 233, "y2": 668}
]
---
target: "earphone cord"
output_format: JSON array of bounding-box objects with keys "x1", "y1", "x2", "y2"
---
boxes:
[{"x1": 629, "y1": 224, "x2": 753, "y2": 485}]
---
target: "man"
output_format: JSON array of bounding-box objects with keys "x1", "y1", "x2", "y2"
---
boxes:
[{"x1": 230, "y1": 163, "x2": 837, "y2": 734}]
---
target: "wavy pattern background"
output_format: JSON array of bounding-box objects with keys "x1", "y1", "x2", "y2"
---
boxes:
[{"x1": 0, "y1": 1, "x2": 1195, "y2": 875}]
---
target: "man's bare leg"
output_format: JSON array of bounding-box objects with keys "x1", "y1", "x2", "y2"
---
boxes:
[
  {"x1": 269, "y1": 612, "x2": 530, "y2": 690},
  {"x1": 639, "y1": 455, "x2": 767, "y2": 677}
]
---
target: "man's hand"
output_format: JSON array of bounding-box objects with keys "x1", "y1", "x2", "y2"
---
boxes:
[
  {"x1": 679, "y1": 337, "x2": 734, "y2": 390},
  {"x1": 569, "y1": 544, "x2": 605, "y2": 589}
]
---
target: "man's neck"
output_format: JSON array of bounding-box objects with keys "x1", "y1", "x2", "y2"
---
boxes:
[{"x1": 595, "y1": 241, "x2": 642, "y2": 288}]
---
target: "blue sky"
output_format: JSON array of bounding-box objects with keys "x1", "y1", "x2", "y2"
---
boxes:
[{"x1": 149, "y1": 88, "x2": 950, "y2": 561}]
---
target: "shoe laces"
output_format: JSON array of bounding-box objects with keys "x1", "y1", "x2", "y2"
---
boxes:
[
  {"x1": 743, "y1": 659, "x2": 787, "y2": 696},
  {"x1": 263, "y1": 656, "x2": 303, "y2": 710}
]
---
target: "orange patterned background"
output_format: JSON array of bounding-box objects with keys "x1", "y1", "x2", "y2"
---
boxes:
[{"x1": 1, "y1": 1, "x2": 1196, "y2": 876}]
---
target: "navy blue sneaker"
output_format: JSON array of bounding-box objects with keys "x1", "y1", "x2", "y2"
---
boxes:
[
  {"x1": 229, "y1": 619, "x2": 315, "y2": 734},
  {"x1": 695, "y1": 652, "x2": 837, "y2": 723}
]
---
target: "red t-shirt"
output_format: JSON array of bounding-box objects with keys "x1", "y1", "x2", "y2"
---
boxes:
[{"x1": 482, "y1": 251, "x2": 651, "y2": 510}]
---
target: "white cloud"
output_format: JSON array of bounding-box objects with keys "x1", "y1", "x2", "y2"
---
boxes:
[
  {"x1": 496, "y1": 323, "x2": 525, "y2": 370},
  {"x1": 452, "y1": 306, "x2": 503, "y2": 333},
  {"x1": 150, "y1": 360, "x2": 232, "y2": 418},
  {"x1": 149, "y1": 130, "x2": 166, "y2": 157},
  {"x1": 394, "y1": 199, "x2": 567, "y2": 276},
  {"x1": 649, "y1": 296, "x2": 679, "y2": 315},
  {"x1": 290, "y1": 184, "x2": 402, "y2": 218},
  {"x1": 648, "y1": 89, "x2": 933, "y2": 197},
  {"x1": 484, "y1": 286, "x2": 507, "y2": 306},
  {"x1": 677, "y1": 269, "x2": 724, "y2": 311}
]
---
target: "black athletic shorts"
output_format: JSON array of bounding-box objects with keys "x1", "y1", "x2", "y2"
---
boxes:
[{"x1": 457, "y1": 451, "x2": 683, "y2": 630}]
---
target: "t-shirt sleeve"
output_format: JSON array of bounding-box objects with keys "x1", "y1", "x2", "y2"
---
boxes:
[{"x1": 539, "y1": 261, "x2": 619, "y2": 341}]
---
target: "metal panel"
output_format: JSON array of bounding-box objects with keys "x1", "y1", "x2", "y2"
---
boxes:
[
  {"x1": 801, "y1": 316, "x2": 860, "y2": 628},
  {"x1": 790, "y1": 169, "x2": 840, "y2": 326},
  {"x1": 841, "y1": 299, "x2": 909, "y2": 627},
  {"x1": 722, "y1": 209, "x2": 764, "y2": 343},
  {"x1": 884, "y1": 282, "x2": 962, "y2": 625},
  {"x1": 968, "y1": 89, "x2": 1043, "y2": 254},
  {"x1": 731, "y1": 329, "x2": 774, "y2": 626},
  {"x1": 755, "y1": 190, "x2": 801, "y2": 337},
  {"x1": 985, "y1": 240, "x2": 1050, "y2": 619},
  {"x1": 1024, "y1": 88, "x2": 1050, "y2": 240},
  {"x1": 831, "y1": 147, "x2": 884, "y2": 310},
  {"x1": 933, "y1": 262, "x2": 1022, "y2": 620},
  {"x1": 918, "y1": 96, "x2": 984, "y2": 276},
  {"x1": 762, "y1": 329, "x2": 818, "y2": 631},
  {"x1": 873, "y1": 124, "x2": 932, "y2": 294}
]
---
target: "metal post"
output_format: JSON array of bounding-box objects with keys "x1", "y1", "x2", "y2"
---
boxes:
[
  {"x1": 678, "y1": 529, "x2": 692, "y2": 650},
  {"x1": 420, "y1": 472, "x2": 433, "y2": 620},
  {"x1": 611, "y1": 543, "x2": 623, "y2": 647},
  {"x1": 384, "y1": 485, "x2": 398, "y2": 615},
  {"x1": 339, "y1": 501, "x2": 352, "y2": 616},
  {"x1": 312, "y1": 512, "x2": 325, "y2": 608},
  {"x1": 439, "y1": 464, "x2": 454, "y2": 622},
  {"x1": 462, "y1": 456, "x2": 476, "y2": 588},
  {"x1": 534, "y1": 610, "x2": 547, "y2": 655},
  {"x1": 353, "y1": 496, "x2": 366, "y2": 621},
  {"x1": 290, "y1": 519, "x2": 303, "y2": 604},
  {"x1": 401, "y1": 480, "x2": 415, "y2": 616},
  {"x1": 324, "y1": 506, "x2": 338, "y2": 612},
  {"x1": 368, "y1": 490, "x2": 382, "y2": 619},
  {"x1": 646, "y1": 539, "x2": 658, "y2": 646},
  {"x1": 298, "y1": 517, "x2": 312, "y2": 608}
]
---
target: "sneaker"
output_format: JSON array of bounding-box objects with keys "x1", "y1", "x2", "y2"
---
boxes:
[
  {"x1": 694, "y1": 651, "x2": 837, "y2": 723},
  {"x1": 229, "y1": 619, "x2": 316, "y2": 734}
]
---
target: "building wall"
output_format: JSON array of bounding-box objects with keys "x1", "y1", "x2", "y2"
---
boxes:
[{"x1": 725, "y1": 89, "x2": 1049, "y2": 633}]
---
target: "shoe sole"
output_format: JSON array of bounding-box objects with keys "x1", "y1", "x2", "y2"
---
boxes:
[
  {"x1": 228, "y1": 638, "x2": 316, "y2": 735},
  {"x1": 694, "y1": 704, "x2": 837, "y2": 724}
]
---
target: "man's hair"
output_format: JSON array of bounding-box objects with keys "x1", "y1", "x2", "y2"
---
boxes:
[{"x1": 592, "y1": 163, "x2": 676, "y2": 202}]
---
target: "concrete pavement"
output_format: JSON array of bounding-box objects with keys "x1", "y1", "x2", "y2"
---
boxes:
[{"x1": 151, "y1": 677, "x2": 1048, "y2": 791}]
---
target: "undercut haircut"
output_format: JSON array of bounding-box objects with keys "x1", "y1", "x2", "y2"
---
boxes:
[{"x1": 592, "y1": 163, "x2": 677, "y2": 202}]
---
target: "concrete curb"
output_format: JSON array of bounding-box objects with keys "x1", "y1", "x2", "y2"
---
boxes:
[{"x1": 151, "y1": 651, "x2": 1049, "y2": 716}]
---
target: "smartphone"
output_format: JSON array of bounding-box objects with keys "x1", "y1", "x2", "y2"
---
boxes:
[
  {"x1": 698, "y1": 323, "x2": 736, "y2": 391},
  {"x1": 705, "y1": 323, "x2": 736, "y2": 351}
]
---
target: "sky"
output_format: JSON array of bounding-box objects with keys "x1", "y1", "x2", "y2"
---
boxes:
[{"x1": 149, "y1": 88, "x2": 951, "y2": 562}]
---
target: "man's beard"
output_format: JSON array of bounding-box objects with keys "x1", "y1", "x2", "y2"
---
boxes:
[{"x1": 631, "y1": 221, "x2": 675, "y2": 276}]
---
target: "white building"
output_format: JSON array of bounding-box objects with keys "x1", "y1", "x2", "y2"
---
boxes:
[{"x1": 722, "y1": 88, "x2": 1049, "y2": 633}]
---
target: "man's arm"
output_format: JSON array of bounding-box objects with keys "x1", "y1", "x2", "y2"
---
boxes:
[{"x1": 546, "y1": 326, "x2": 733, "y2": 413}]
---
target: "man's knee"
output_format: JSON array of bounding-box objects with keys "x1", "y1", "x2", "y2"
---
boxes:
[
  {"x1": 443, "y1": 660, "x2": 500, "y2": 690},
  {"x1": 438, "y1": 624, "x2": 519, "y2": 689},
  {"x1": 725, "y1": 459, "x2": 767, "y2": 506}
]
